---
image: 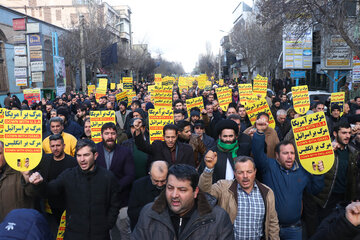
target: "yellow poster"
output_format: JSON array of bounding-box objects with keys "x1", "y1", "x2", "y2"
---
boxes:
[
  {"x1": 4, "y1": 110, "x2": 42, "y2": 171},
  {"x1": 110, "y1": 83, "x2": 116, "y2": 90},
  {"x1": 0, "y1": 108, "x2": 4, "y2": 142},
  {"x1": 117, "y1": 83, "x2": 123, "y2": 90},
  {"x1": 219, "y1": 79, "x2": 224, "y2": 86},
  {"x1": 148, "y1": 108, "x2": 173, "y2": 143},
  {"x1": 95, "y1": 88, "x2": 106, "y2": 103},
  {"x1": 87, "y1": 85, "x2": 95, "y2": 94},
  {"x1": 98, "y1": 78, "x2": 108, "y2": 90},
  {"x1": 56, "y1": 211, "x2": 66, "y2": 240},
  {"x1": 252, "y1": 75, "x2": 268, "y2": 98},
  {"x1": 90, "y1": 111, "x2": 115, "y2": 143},
  {"x1": 244, "y1": 99, "x2": 276, "y2": 128},
  {"x1": 155, "y1": 74, "x2": 162, "y2": 83},
  {"x1": 126, "y1": 91, "x2": 137, "y2": 105},
  {"x1": 291, "y1": 112, "x2": 334, "y2": 174},
  {"x1": 122, "y1": 77, "x2": 133, "y2": 90},
  {"x1": 331, "y1": 92, "x2": 345, "y2": 113},
  {"x1": 148, "y1": 85, "x2": 155, "y2": 93},
  {"x1": 238, "y1": 84, "x2": 253, "y2": 106},
  {"x1": 216, "y1": 87, "x2": 232, "y2": 112},
  {"x1": 291, "y1": 85, "x2": 310, "y2": 114},
  {"x1": 153, "y1": 86, "x2": 172, "y2": 109},
  {"x1": 116, "y1": 91, "x2": 127, "y2": 103},
  {"x1": 186, "y1": 97, "x2": 204, "y2": 115},
  {"x1": 178, "y1": 77, "x2": 189, "y2": 92}
]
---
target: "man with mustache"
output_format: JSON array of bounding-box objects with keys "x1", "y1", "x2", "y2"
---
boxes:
[
  {"x1": 309, "y1": 123, "x2": 359, "y2": 233},
  {"x1": 198, "y1": 119, "x2": 250, "y2": 183},
  {"x1": 96, "y1": 122, "x2": 135, "y2": 239},
  {"x1": 128, "y1": 160, "x2": 168, "y2": 230}
]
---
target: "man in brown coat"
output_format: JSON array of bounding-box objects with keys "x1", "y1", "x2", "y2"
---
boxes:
[
  {"x1": 199, "y1": 154, "x2": 280, "y2": 239},
  {"x1": 0, "y1": 141, "x2": 35, "y2": 221}
]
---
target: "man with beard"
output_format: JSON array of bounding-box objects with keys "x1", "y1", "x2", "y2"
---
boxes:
[
  {"x1": 36, "y1": 134, "x2": 77, "y2": 234},
  {"x1": 198, "y1": 119, "x2": 251, "y2": 183},
  {"x1": 238, "y1": 105, "x2": 251, "y2": 133},
  {"x1": 96, "y1": 122, "x2": 135, "y2": 239},
  {"x1": 115, "y1": 101, "x2": 131, "y2": 144},
  {"x1": 176, "y1": 120, "x2": 206, "y2": 168},
  {"x1": 81, "y1": 118, "x2": 92, "y2": 139},
  {"x1": 132, "y1": 164, "x2": 234, "y2": 239},
  {"x1": 308, "y1": 123, "x2": 359, "y2": 229},
  {"x1": 128, "y1": 161, "x2": 168, "y2": 230}
]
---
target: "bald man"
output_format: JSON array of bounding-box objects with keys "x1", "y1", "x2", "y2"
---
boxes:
[{"x1": 127, "y1": 161, "x2": 168, "y2": 230}]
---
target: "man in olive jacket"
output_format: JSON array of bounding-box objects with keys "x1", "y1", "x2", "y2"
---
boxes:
[
  {"x1": 132, "y1": 164, "x2": 234, "y2": 240},
  {"x1": 199, "y1": 154, "x2": 280, "y2": 239}
]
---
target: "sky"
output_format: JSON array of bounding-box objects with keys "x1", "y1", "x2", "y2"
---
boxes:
[{"x1": 107, "y1": 0, "x2": 254, "y2": 73}]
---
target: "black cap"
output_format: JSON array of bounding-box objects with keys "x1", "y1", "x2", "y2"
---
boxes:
[{"x1": 215, "y1": 119, "x2": 239, "y2": 136}]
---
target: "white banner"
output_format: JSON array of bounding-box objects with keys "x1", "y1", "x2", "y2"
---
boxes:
[
  {"x1": 31, "y1": 72, "x2": 43, "y2": 82},
  {"x1": 14, "y1": 56, "x2": 27, "y2": 67},
  {"x1": 14, "y1": 67, "x2": 27, "y2": 77},
  {"x1": 14, "y1": 46, "x2": 26, "y2": 55},
  {"x1": 31, "y1": 61, "x2": 45, "y2": 72}
]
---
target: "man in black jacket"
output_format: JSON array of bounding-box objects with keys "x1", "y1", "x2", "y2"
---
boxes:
[
  {"x1": 128, "y1": 160, "x2": 168, "y2": 230},
  {"x1": 132, "y1": 164, "x2": 234, "y2": 239},
  {"x1": 133, "y1": 121, "x2": 195, "y2": 167},
  {"x1": 30, "y1": 139, "x2": 121, "y2": 240}
]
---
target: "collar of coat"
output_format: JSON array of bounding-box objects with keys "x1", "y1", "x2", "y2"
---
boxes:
[{"x1": 151, "y1": 189, "x2": 213, "y2": 217}]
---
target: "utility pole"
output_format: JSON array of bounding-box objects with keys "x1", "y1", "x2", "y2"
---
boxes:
[{"x1": 80, "y1": 15, "x2": 86, "y2": 92}]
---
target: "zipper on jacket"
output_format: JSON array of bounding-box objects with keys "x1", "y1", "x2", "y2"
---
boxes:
[
  {"x1": 178, "y1": 217, "x2": 182, "y2": 237},
  {"x1": 323, "y1": 156, "x2": 339, "y2": 208}
]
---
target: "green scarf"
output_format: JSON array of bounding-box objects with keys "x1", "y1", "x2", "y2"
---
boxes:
[{"x1": 217, "y1": 139, "x2": 239, "y2": 159}]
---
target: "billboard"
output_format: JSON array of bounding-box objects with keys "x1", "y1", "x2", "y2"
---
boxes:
[
  {"x1": 54, "y1": 56, "x2": 66, "y2": 96},
  {"x1": 283, "y1": 25, "x2": 313, "y2": 69},
  {"x1": 322, "y1": 35, "x2": 352, "y2": 69}
]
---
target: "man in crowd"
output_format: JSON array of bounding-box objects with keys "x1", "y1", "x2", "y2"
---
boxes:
[
  {"x1": 193, "y1": 120, "x2": 215, "y2": 151},
  {"x1": 326, "y1": 104, "x2": 347, "y2": 137},
  {"x1": 43, "y1": 117, "x2": 77, "y2": 156},
  {"x1": 199, "y1": 155, "x2": 280, "y2": 239},
  {"x1": 227, "y1": 114, "x2": 252, "y2": 156},
  {"x1": 174, "y1": 109, "x2": 186, "y2": 124},
  {"x1": 29, "y1": 139, "x2": 121, "y2": 240},
  {"x1": 275, "y1": 109, "x2": 291, "y2": 141},
  {"x1": 199, "y1": 119, "x2": 251, "y2": 183},
  {"x1": 81, "y1": 118, "x2": 92, "y2": 139},
  {"x1": 252, "y1": 117, "x2": 324, "y2": 239},
  {"x1": 95, "y1": 122, "x2": 135, "y2": 238},
  {"x1": 128, "y1": 161, "x2": 168, "y2": 230},
  {"x1": 238, "y1": 105, "x2": 251, "y2": 132},
  {"x1": 133, "y1": 121, "x2": 195, "y2": 166},
  {"x1": 132, "y1": 164, "x2": 234, "y2": 239},
  {"x1": 36, "y1": 134, "x2": 77, "y2": 233},
  {"x1": 57, "y1": 107, "x2": 84, "y2": 139},
  {"x1": 75, "y1": 104, "x2": 87, "y2": 127},
  {"x1": 115, "y1": 101, "x2": 131, "y2": 144}
]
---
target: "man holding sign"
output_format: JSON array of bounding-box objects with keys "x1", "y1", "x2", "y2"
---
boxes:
[{"x1": 252, "y1": 117, "x2": 324, "y2": 240}]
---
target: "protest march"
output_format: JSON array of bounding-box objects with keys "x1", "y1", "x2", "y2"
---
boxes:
[{"x1": 0, "y1": 74, "x2": 360, "y2": 240}]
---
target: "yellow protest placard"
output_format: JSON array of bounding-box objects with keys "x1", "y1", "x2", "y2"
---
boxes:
[
  {"x1": 252, "y1": 75, "x2": 268, "y2": 98},
  {"x1": 186, "y1": 97, "x2": 204, "y2": 115},
  {"x1": 155, "y1": 74, "x2": 162, "y2": 83},
  {"x1": 292, "y1": 85, "x2": 310, "y2": 114},
  {"x1": 331, "y1": 92, "x2": 345, "y2": 113},
  {"x1": 87, "y1": 85, "x2": 95, "y2": 95},
  {"x1": 98, "y1": 78, "x2": 108, "y2": 90},
  {"x1": 148, "y1": 108, "x2": 173, "y2": 143},
  {"x1": 153, "y1": 86, "x2": 172, "y2": 109},
  {"x1": 126, "y1": 91, "x2": 137, "y2": 105},
  {"x1": 110, "y1": 83, "x2": 116, "y2": 90},
  {"x1": 4, "y1": 110, "x2": 42, "y2": 171},
  {"x1": 148, "y1": 85, "x2": 155, "y2": 93},
  {"x1": 244, "y1": 99, "x2": 276, "y2": 128},
  {"x1": 219, "y1": 79, "x2": 224, "y2": 86},
  {"x1": 178, "y1": 77, "x2": 189, "y2": 92},
  {"x1": 56, "y1": 211, "x2": 66, "y2": 240},
  {"x1": 291, "y1": 112, "x2": 334, "y2": 174},
  {"x1": 116, "y1": 91, "x2": 127, "y2": 103},
  {"x1": 117, "y1": 83, "x2": 123, "y2": 90},
  {"x1": 23, "y1": 88, "x2": 41, "y2": 106},
  {"x1": 90, "y1": 111, "x2": 116, "y2": 143},
  {"x1": 0, "y1": 108, "x2": 4, "y2": 142},
  {"x1": 95, "y1": 88, "x2": 106, "y2": 103},
  {"x1": 216, "y1": 87, "x2": 232, "y2": 112},
  {"x1": 122, "y1": 77, "x2": 133, "y2": 90},
  {"x1": 238, "y1": 84, "x2": 253, "y2": 106}
]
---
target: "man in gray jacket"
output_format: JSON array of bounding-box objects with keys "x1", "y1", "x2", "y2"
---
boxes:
[{"x1": 132, "y1": 164, "x2": 234, "y2": 240}]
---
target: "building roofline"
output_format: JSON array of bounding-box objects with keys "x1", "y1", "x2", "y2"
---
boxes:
[{"x1": 0, "y1": 4, "x2": 68, "y2": 32}]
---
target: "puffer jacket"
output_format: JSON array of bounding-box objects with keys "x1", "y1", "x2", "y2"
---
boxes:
[
  {"x1": 132, "y1": 190, "x2": 234, "y2": 240},
  {"x1": 313, "y1": 144, "x2": 359, "y2": 208},
  {"x1": 198, "y1": 171, "x2": 280, "y2": 240}
]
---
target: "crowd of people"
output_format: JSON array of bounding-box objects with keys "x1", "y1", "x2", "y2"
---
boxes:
[{"x1": 0, "y1": 79, "x2": 360, "y2": 240}]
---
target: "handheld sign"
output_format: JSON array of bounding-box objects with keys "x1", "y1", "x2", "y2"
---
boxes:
[
  {"x1": 252, "y1": 75, "x2": 268, "y2": 98},
  {"x1": 110, "y1": 83, "x2": 116, "y2": 90},
  {"x1": 56, "y1": 211, "x2": 66, "y2": 240},
  {"x1": 98, "y1": 78, "x2": 108, "y2": 89},
  {"x1": 331, "y1": 92, "x2": 345, "y2": 114},
  {"x1": 238, "y1": 84, "x2": 253, "y2": 106},
  {"x1": 116, "y1": 91, "x2": 127, "y2": 103},
  {"x1": 0, "y1": 108, "x2": 4, "y2": 142},
  {"x1": 291, "y1": 112, "x2": 334, "y2": 174},
  {"x1": 87, "y1": 85, "x2": 95, "y2": 94},
  {"x1": 4, "y1": 110, "x2": 42, "y2": 171},
  {"x1": 291, "y1": 85, "x2": 310, "y2": 114},
  {"x1": 122, "y1": 77, "x2": 133, "y2": 90},
  {"x1": 90, "y1": 111, "x2": 116, "y2": 143},
  {"x1": 153, "y1": 86, "x2": 172, "y2": 109},
  {"x1": 148, "y1": 108, "x2": 173, "y2": 143},
  {"x1": 244, "y1": 99, "x2": 276, "y2": 128},
  {"x1": 95, "y1": 88, "x2": 106, "y2": 102},
  {"x1": 186, "y1": 97, "x2": 204, "y2": 116},
  {"x1": 216, "y1": 87, "x2": 232, "y2": 112},
  {"x1": 23, "y1": 88, "x2": 41, "y2": 106}
]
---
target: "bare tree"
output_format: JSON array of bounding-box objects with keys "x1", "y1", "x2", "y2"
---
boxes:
[
  {"x1": 256, "y1": 0, "x2": 360, "y2": 57},
  {"x1": 154, "y1": 57, "x2": 185, "y2": 76},
  {"x1": 194, "y1": 42, "x2": 219, "y2": 77}
]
